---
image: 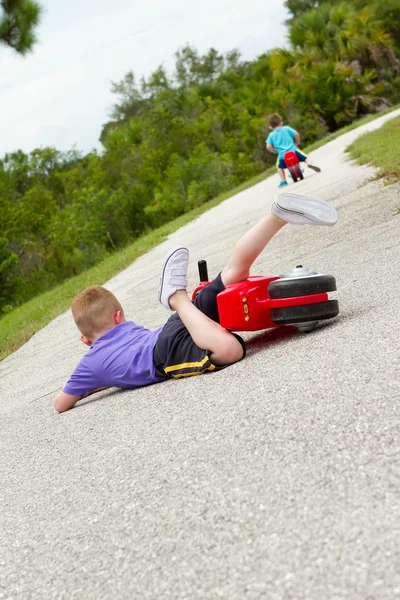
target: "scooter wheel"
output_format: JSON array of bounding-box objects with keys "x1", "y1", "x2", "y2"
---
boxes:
[
  {"x1": 288, "y1": 166, "x2": 298, "y2": 182},
  {"x1": 296, "y1": 164, "x2": 304, "y2": 180},
  {"x1": 270, "y1": 300, "x2": 339, "y2": 324},
  {"x1": 268, "y1": 274, "x2": 336, "y2": 299}
]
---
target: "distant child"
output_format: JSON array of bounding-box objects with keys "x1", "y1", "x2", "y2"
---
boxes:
[
  {"x1": 54, "y1": 192, "x2": 338, "y2": 413},
  {"x1": 266, "y1": 113, "x2": 321, "y2": 188}
]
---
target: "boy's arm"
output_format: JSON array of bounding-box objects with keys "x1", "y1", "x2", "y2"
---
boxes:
[
  {"x1": 266, "y1": 143, "x2": 277, "y2": 154},
  {"x1": 54, "y1": 387, "x2": 110, "y2": 413},
  {"x1": 54, "y1": 391, "x2": 82, "y2": 413},
  {"x1": 286, "y1": 126, "x2": 300, "y2": 147}
]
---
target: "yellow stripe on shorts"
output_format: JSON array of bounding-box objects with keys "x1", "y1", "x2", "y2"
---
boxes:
[
  {"x1": 164, "y1": 355, "x2": 210, "y2": 374},
  {"x1": 171, "y1": 364, "x2": 216, "y2": 379},
  {"x1": 164, "y1": 355, "x2": 216, "y2": 378}
]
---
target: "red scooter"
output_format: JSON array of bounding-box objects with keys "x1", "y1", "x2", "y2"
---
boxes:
[
  {"x1": 192, "y1": 260, "x2": 339, "y2": 333},
  {"x1": 284, "y1": 151, "x2": 304, "y2": 183}
]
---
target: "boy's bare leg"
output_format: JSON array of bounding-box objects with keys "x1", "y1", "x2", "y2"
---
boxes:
[
  {"x1": 305, "y1": 157, "x2": 321, "y2": 172},
  {"x1": 222, "y1": 213, "x2": 286, "y2": 286},
  {"x1": 162, "y1": 214, "x2": 294, "y2": 363},
  {"x1": 169, "y1": 291, "x2": 243, "y2": 365},
  {"x1": 158, "y1": 247, "x2": 243, "y2": 365},
  {"x1": 158, "y1": 214, "x2": 288, "y2": 364},
  {"x1": 168, "y1": 209, "x2": 290, "y2": 359},
  {"x1": 222, "y1": 191, "x2": 338, "y2": 286},
  {"x1": 278, "y1": 167, "x2": 286, "y2": 182}
]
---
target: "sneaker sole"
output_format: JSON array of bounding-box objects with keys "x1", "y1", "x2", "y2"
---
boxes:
[
  {"x1": 276, "y1": 193, "x2": 338, "y2": 225},
  {"x1": 158, "y1": 246, "x2": 189, "y2": 307}
]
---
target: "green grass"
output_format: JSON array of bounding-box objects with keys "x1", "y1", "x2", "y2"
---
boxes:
[
  {"x1": 1, "y1": 104, "x2": 400, "y2": 360},
  {"x1": 346, "y1": 114, "x2": 400, "y2": 183}
]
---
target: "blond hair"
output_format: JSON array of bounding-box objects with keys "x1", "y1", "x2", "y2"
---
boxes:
[
  {"x1": 71, "y1": 286, "x2": 123, "y2": 338},
  {"x1": 268, "y1": 113, "x2": 283, "y2": 128}
]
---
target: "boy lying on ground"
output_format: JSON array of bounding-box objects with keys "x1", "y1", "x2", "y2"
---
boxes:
[{"x1": 54, "y1": 192, "x2": 338, "y2": 413}]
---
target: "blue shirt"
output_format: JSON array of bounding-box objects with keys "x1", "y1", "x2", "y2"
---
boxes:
[
  {"x1": 63, "y1": 321, "x2": 165, "y2": 397},
  {"x1": 266, "y1": 126, "x2": 298, "y2": 160}
]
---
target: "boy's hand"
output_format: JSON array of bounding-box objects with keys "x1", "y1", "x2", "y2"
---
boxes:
[{"x1": 266, "y1": 143, "x2": 277, "y2": 154}]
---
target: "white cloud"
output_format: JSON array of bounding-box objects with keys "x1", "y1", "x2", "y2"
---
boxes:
[{"x1": 0, "y1": 0, "x2": 289, "y2": 156}]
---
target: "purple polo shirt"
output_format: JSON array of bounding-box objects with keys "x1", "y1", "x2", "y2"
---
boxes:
[{"x1": 63, "y1": 321, "x2": 165, "y2": 397}]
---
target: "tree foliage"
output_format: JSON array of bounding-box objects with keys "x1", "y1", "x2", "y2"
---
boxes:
[
  {"x1": 0, "y1": 0, "x2": 41, "y2": 54},
  {"x1": 284, "y1": 0, "x2": 400, "y2": 47}
]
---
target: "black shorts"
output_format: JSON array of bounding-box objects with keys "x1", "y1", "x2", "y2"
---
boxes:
[{"x1": 153, "y1": 274, "x2": 246, "y2": 379}]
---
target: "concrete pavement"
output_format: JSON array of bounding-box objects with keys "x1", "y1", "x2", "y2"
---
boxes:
[{"x1": 1, "y1": 109, "x2": 400, "y2": 599}]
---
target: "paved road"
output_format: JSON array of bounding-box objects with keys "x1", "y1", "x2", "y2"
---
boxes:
[{"x1": 1, "y1": 110, "x2": 400, "y2": 600}]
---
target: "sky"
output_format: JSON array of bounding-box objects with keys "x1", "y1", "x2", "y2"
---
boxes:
[{"x1": 0, "y1": 0, "x2": 289, "y2": 157}]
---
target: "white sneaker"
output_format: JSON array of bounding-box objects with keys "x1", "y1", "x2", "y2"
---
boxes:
[
  {"x1": 272, "y1": 193, "x2": 338, "y2": 226},
  {"x1": 158, "y1": 246, "x2": 189, "y2": 310}
]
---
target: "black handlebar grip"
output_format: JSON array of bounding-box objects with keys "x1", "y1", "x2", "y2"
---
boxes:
[{"x1": 198, "y1": 260, "x2": 209, "y2": 282}]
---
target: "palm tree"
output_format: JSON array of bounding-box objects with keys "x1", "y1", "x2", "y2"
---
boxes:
[{"x1": 288, "y1": 3, "x2": 393, "y2": 68}]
